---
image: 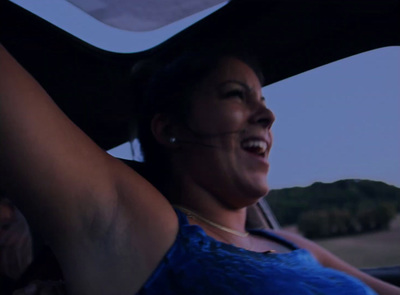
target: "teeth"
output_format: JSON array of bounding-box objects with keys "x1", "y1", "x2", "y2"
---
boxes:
[{"x1": 241, "y1": 140, "x2": 267, "y2": 154}]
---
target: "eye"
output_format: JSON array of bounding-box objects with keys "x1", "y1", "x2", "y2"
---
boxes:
[{"x1": 223, "y1": 89, "x2": 246, "y2": 100}]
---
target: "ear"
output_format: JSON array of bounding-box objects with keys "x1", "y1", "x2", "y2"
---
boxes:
[{"x1": 151, "y1": 114, "x2": 179, "y2": 148}]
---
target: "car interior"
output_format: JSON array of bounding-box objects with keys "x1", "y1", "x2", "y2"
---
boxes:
[{"x1": 1, "y1": 0, "x2": 399, "y2": 290}]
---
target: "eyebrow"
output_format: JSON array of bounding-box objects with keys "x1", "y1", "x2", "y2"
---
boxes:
[
  {"x1": 217, "y1": 80, "x2": 267, "y2": 102},
  {"x1": 217, "y1": 80, "x2": 252, "y2": 92}
]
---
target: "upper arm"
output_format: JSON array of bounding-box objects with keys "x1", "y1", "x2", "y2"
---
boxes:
[
  {"x1": 0, "y1": 44, "x2": 177, "y2": 247},
  {"x1": 0, "y1": 44, "x2": 117, "y2": 235},
  {"x1": 275, "y1": 230, "x2": 400, "y2": 295},
  {"x1": 1, "y1": 44, "x2": 180, "y2": 292}
]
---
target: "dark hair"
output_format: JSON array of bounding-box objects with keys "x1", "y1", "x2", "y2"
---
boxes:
[{"x1": 132, "y1": 48, "x2": 264, "y2": 192}]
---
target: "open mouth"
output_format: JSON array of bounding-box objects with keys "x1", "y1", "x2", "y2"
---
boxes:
[{"x1": 241, "y1": 139, "x2": 268, "y2": 157}]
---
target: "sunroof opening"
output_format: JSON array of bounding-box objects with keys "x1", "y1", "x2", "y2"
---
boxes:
[
  {"x1": 67, "y1": 0, "x2": 227, "y2": 32},
  {"x1": 11, "y1": 0, "x2": 228, "y2": 53}
]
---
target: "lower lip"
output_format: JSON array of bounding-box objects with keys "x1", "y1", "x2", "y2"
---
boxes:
[{"x1": 242, "y1": 149, "x2": 269, "y2": 165}]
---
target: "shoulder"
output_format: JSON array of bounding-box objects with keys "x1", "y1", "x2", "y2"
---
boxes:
[
  {"x1": 271, "y1": 229, "x2": 355, "y2": 269},
  {"x1": 271, "y1": 229, "x2": 339, "y2": 265}
]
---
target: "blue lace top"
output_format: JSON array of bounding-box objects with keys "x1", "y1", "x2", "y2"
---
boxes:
[{"x1": 137, "y1": 209, "x2": 377, "y2": 295}]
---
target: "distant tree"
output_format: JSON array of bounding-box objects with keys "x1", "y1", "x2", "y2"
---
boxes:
[
  {"x1": 266, "y1": 179, "x2": 400, "y2": 227},
  {"x1": 329, "y1": 209, "x2": 352, "y2": 235},
  {"x1": 298, "y1": 209, "x2": 353, "y2": 238},
  {"x1": 375, "y1": 202, "x2": 396, "y2": 228},
  {"x1": 297, "y1": 202, "x2": 397, "y2": 239},
  {"x1": 356, "y1": 202, "x2": 396, "y2": 231},
  {"x1": 298, "y1": 210, "x2": 330, "y2": 239}
]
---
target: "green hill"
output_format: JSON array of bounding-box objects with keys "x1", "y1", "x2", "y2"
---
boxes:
[{"x1": 265, "y1": 179, "x2": 400, "y2": 238}]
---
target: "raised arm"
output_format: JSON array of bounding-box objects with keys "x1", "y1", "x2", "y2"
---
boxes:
[
  {"x1": 0, "y1": 43, "x2": 119, "y2": 237},
  {"x1": 0, "y1": 44, "x2": 177, "y2": 294}
]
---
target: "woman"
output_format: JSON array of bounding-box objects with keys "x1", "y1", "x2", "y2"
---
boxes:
[{"x1": 0, "y1": 44, "x2": 399, "y2": 294}]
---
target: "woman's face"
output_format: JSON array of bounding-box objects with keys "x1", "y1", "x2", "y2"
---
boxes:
[{"x1": 175, "y1": 57, "x2": 275, "y2": 208}]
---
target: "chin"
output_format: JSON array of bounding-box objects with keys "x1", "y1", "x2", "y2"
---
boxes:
[
  {"x1": 253, "y1": 185, "x2": 270, "y2": 199},
  {"x1": 247, "y1": 177, "x2": 270, "y2": 198},
  {"x1": 231, "y1": 183, "x2": 270, "y2": 209}
]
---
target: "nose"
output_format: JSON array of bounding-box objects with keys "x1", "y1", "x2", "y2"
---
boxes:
[{"x1": 249, "y1": 101, "x2": 275, "y2": 129}]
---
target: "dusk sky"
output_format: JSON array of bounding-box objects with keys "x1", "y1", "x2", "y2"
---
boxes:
[
  {"x1": 264, "y1": 47, "x2": 399, "y2": 189},
  {"x1": 14, "y1": 0, "x2": 400, "y2": 189}
]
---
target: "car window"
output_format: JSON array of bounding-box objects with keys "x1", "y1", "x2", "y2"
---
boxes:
[{"x1": 264, "y1": 47, "x2": 400, "y2": 268}]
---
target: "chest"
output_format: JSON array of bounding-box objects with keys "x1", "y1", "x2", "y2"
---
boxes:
[{"x1": 138, "y1": 235, "x2": 376, "y2": 295}]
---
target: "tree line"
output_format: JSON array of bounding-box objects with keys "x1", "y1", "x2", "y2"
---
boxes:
[{"x1": 265, "y1": 179, "x2": 400, "y2": 239}]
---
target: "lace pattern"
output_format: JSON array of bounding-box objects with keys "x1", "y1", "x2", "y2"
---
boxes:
[{"x1": 137, "y1": 209, "x2": 376, "y2": 295}]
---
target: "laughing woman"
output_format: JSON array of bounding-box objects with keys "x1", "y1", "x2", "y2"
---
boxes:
[{"x1": 1, "y1": 44, "x2": 399, "y2": 294}]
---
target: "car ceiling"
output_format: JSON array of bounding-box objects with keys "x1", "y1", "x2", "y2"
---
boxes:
[{"x1": 1, "y1": 0, "x2": 399, "y2": 150}]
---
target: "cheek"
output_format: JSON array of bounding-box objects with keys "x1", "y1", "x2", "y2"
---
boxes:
[{"x1": 190, "y1": 103, "x2": 247, "y2": 133}]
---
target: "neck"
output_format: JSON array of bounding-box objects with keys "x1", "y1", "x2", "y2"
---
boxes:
[
  {"x1": 175, "y1": 205, "x2": 250, "y2": 237},
  {"x1": 168, "y1": 174, "x2": 249, "y2": 235}
]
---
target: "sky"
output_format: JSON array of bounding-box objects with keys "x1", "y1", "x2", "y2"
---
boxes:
[
  {"x1": 264, "y1": 47, "x2": 399, "y2": 189},
  {"x1": 14, "y1": 0, "x2": 400, "y2": 190}
]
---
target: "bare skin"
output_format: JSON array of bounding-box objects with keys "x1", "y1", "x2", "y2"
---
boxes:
[
  {"x1": 1, "y1": 45, "x2": 399, "y2": 294},
  {"x1": 0, "y1": 44, "x2": 177, "y2": 294}
]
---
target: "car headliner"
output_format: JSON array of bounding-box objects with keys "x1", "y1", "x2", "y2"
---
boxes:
[{"x1": 0, "y1": 0, "x2": 399, "y2": 150}]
